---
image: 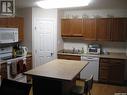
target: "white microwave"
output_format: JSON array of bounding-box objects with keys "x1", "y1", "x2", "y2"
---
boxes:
[{"x1": 0, "y1": 28, "x2": 18, "y2": 43}]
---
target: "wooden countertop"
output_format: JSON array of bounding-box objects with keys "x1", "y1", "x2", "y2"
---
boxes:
[{"x1": 24, "y1": 59, "x2": 88, "y2": 81}]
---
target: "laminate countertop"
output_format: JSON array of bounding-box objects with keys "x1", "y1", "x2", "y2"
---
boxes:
[
  {"x1": 24, "y1": 59, "x2": 88, "y2": 81},
  {"x1": 58, "y1": 50, "x2": 127, "y2": 59}
]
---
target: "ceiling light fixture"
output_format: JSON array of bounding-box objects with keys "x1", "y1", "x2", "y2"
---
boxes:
[{"x1": 36, "y1": 0, "x2": 91, "y2": 9}]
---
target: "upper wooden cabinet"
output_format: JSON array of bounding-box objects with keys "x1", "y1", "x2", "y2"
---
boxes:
[
  {"x1": 61, "y1": 18, "x2": 127, "y2": 42},
  {"x1": 83, "y1": 19, "x2": 96, "y2": 40},
  {"x1": 111, "y1": 18, "x2": 126, "y2": 41},
  {"x1": 0, "y1": 17, "x2": 24, "y2": 42},
  {"x1": 61, "y1": 19, "x2": 83, "y2": 37},
  {"x1": 61, "y1": 19, "x2": 71, "y2": 36},
  {"x1": 0, "y1": 18, "x2": 8, "y2": 27},
  {"x1": 96, "y1": 18, "x2": 112, "y2": 41}
]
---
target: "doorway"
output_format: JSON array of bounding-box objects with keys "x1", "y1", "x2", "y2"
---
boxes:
[{"x1": 33, "y1": 18, "x2": 57, "y2": 67}]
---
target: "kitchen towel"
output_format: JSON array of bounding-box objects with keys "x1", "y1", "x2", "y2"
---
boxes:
[{"x1": 10, "y1": 60, "x2": 17, "y2": 78}]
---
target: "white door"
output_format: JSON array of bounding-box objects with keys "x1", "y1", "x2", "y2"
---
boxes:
[{"x1": 33, "y1": 18, "x2": 56, "y2": 67}]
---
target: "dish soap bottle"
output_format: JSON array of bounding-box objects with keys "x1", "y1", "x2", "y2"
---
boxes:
[{"x1": 80, "y1": 47, "x2": 84, "y2": 54}]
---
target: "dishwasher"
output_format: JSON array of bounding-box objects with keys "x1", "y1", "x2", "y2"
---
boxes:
[{"x1": 80, "y1": 55, "x2": 99, "y2": 81}]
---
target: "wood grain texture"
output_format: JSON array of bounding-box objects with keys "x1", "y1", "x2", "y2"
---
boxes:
[
  {"x1": 83, "y1": 19, "x2": 97, "y2": 40},
  {"x1": 25, "y1": 59, "x2": 88, "y2": 81},
  {"x1": 96, "y1": 18, "x2": 112, "y2": 41},
  {"x1": 92, "y1": 83, "x2": 127, "y2": 95},
  {"x1": 58, "y1": 54, "x2": 81, "y2": 60},
  {"x1": 0, "y1": 17, "x2": 24, "y2": 42}
]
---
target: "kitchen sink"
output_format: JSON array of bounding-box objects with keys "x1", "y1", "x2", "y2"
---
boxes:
[{"x1": 61, "y1": 49, "x2": 81, "y2": 54}]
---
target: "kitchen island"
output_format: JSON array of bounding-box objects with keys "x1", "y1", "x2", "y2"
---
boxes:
[{"x1": 24, "y1": 59, "x2": 88, "y2": 95}]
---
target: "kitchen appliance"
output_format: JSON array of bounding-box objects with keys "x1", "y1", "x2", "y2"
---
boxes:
[
  {"x1": 0, "y1": 28, "x2": 18, "y2": 43},
  {"x1": 0, "y1": 46, "x2": 27, "y2": 83},
  {"x1": 16, "y1": 46, "x2": 28, "y2": 57},
  {"x1": 87, "y1": 44, "x2": 101, "y2": 54},
  {"x1": 81, "y1": 56, "x2": 99, "y2": 81},
  {"x1": 22, "y1": 46, "x2": 28, "y2": 57},
  {"x1": 0, "y1": 47, "x2": 13, "y2": 60}
]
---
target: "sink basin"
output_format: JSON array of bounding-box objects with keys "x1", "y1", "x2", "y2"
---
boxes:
[{"x1": 61, "y1": 50, "x2": 81, "y2": 54}]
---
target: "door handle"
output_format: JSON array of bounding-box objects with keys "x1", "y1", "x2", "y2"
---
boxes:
[{"x1": 51, "y1": 53, "x2": 53, "y2": 56}]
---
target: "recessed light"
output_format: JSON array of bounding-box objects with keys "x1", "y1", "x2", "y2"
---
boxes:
[{"x1": 36, "y1": 0, "x2": 91, "y2": 9}]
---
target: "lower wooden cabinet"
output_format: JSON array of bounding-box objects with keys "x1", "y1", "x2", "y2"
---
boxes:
[
  {"x1": 57, "y1": 54, "x2": 80, "y2": 61},
  {"x1": 0, "y1": 63, "x2": 7, "y2": 79},
  {"x1": 99, "y1": 58, "x2": 125, "y2": 84},
  {"x1": 26, "y1": 56, "x2": 32, "y2": 82}
]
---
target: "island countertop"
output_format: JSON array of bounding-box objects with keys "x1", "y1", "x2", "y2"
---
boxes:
[{"x1": 24, "y1": 59, "x2": 88, "y2": 81}]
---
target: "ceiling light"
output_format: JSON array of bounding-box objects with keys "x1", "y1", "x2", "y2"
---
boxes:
[{"x1": 36, "y1": 0, "x2": 91, "y2": 9}]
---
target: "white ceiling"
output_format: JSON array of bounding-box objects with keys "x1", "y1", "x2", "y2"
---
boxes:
[{"x1": 15, "y1": 0, "x2": 127, "y2": 9}]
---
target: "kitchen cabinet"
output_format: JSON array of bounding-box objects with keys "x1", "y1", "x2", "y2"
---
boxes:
[
  {"x1": 99, "y1": 58, "x2": 125, "y2": 84},
  {"x1": 0, "y1": 63, "x2": 7, "y2": 79},
  {"x1": 96, "y1": 18, "x2": 112, "y2": 41},
  {"x1": 111, "y1": 18, "x2": 126, "y2": 41},
  {"x1": 61, "y1": 19, "x2": 71, "y2": 36},
  {"x1": 0, "y1": 18, "x2": 8, "y2": 27},
  {"x1": 26, "y1": 56, "x2": 32, "y2": 82},
  {"x1": 83, "y1": 19, "x2": 96, "y2": 40},
  {"x1": 0, "y1": 17, "x2": 24, "y2": 42},
  {"x1": 61, "y1": 18, "x2": 127, "y2": 42},
  {"x1": 61, "y1": 19, "x2": 83, "y2": 37},
  {"x1": 57, "y1": 54, "x2": 80, "y2": 61}
]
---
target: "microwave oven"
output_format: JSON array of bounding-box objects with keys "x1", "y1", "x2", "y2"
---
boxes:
[
  {"x1": 87, "y1": 44, "x2": 101, "y2": 54},
  {"x1": 0, "y1": 28, "x2": 18, "y2": 43}
]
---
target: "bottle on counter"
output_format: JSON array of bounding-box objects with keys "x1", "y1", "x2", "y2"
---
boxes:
[{"x1": 80, "y1": 47, "x2": 84, "y2": 54}]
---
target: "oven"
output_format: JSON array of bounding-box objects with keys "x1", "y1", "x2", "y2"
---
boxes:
[
  {"x1": 0, "y1": 46, "x2": 27, "y2": 83},
  {"x1": 7, "y1": 57, "x2": 27, "y2": 83}
]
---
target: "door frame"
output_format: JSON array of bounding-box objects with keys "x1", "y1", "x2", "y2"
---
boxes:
[{"x1": 32, "y1": 17, "x2": 57, "y2": 68}]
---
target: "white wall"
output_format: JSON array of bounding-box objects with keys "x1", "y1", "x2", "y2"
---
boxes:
[
  {"x1": 57, "y1": 10, "x2": 64, "y2": 51},
  {"x1": 63, "y1": 9, "x2": 127, "y2": 18},
  {"x1": 17, "y1": 8, "x2": 32, "y2": 52}
]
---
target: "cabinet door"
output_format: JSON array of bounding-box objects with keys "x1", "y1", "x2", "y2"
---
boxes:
[
  {"x1": 8, "y1": 17, "x2": 24, "y2": 42},
  {"x1": 61, "y1": 19, "x2": 83, "y2": 37},
  {"x1": 0, "y1": 18, "x2": 8, "y2": 27},
  {"x1": 61, "y1": 19, "x2": 71, "y2": 37},
  {"x1": 26, "y1": 56, "x2": 32, "y2": 82},
  {"x1": 70, "y1": 19, "x2": 83, "y2": 37},
  {"x1": 99, "y1": 58, "x2": 125, "y2": 84},
  {"x1": 26, "y1": 56, "x2": 32, "y2": 70},
  {"x1": 99, "y1": 59, "x2": 110, "y2": 82},
  {"x1": 83, "y1": 19, "x2": 96, "y2": 40},
  {"x1": 111, "y1": 18, "x2": 126, "y2": 41},
  {"x1": 0, "y1": 63, "x2": 7, "y2": 79},
  {"x1": 109, "y1": 59, "x2": 125, "y2": 84},
  {"x1": 96, "y1": 18, "x2": 112, "y2": 41}
]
